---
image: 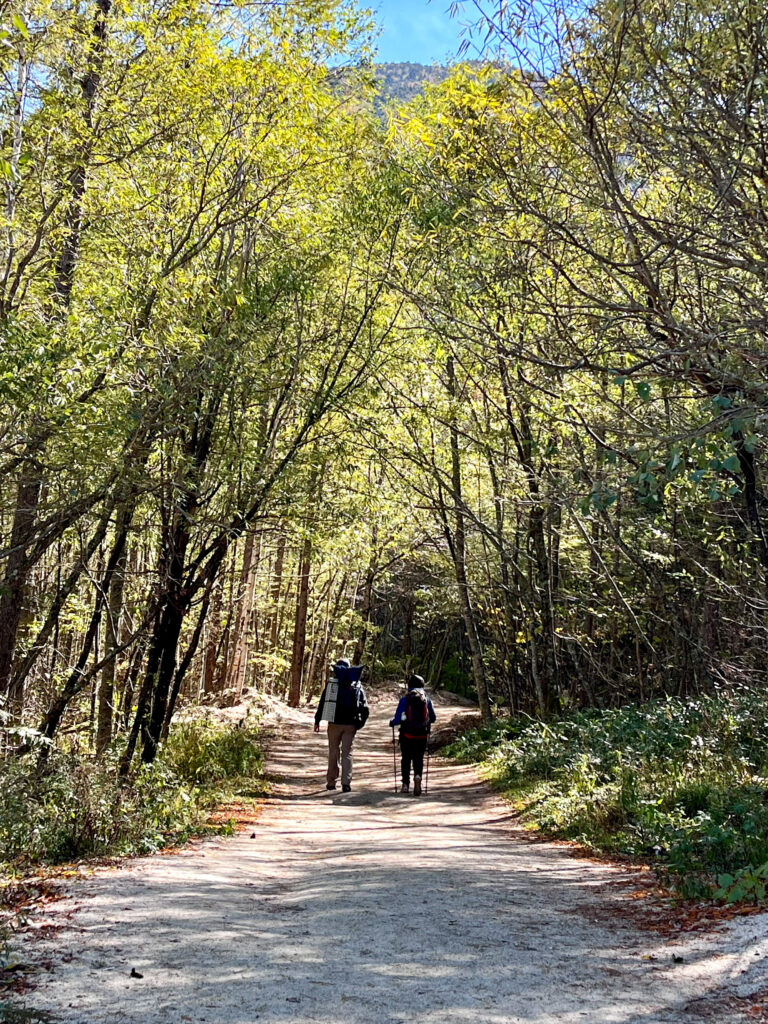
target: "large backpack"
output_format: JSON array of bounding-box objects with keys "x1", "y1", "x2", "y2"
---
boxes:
[
  {"x1": 334, "y1": 681, "x2": 369, "y2": 729},
  {"x1": 402, "y1": 688, "x2": 430, "y2": 737},
  {"x1": 335, "y1": 682, "x2": 357, "y2": 720}
]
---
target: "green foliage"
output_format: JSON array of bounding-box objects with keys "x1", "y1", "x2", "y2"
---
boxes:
[
  {"x1": 446, "y1": 692, "x2": 768, "y2": 900},
  {"x1": 161, "y1": 714, "x2": 263, "y2": 786},
  {"x1": 715, "y1": 863, "x2": 768, "y2": 905},
  {"x1": 375, "y1": 655, "x2": 408, "y2": 680},
  {"x1": 0, "y1": 719, "x2": 264, "y2": 869},
  {"x1": 439, "y1": 655, "x2": 473, "y2": 698}
]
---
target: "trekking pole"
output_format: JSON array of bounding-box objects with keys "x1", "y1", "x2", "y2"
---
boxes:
[
  {"x1": 391, "y1": 726, "x2": 398, "y2": 794},
  {"x1": 425, "y1": 739, "x2": 431, "y2": 795}
]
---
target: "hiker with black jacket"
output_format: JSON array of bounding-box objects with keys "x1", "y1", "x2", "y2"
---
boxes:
[
  {"x1": 314, "y1": 658, "x2": 369, "y2": 792},
  {"x1": 390, "y1": 674, "x2": 436, "y2": 796}
]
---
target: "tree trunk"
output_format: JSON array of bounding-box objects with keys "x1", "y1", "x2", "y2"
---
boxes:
[
  {"x1": 52, "y1": 0, "x2": 112, "y2": 306},
  {"x1": 0, "y1": 468, "x2": 42, "y2": 711},
  {"x1": 119, "y1": 631, "x2": 147, "y2": 731},
  {"x1": 141, "y1": 596, "x2": 186, "y2": 763},
  {"x1": 352, "y1": 542, "x2": 377, "y2": 665},
  {"x1": 735, "y1": 435, "x2": 768, "y2": 593},
  {"x1": 402, "y1": 595, "x2": 413, "y2": 662},
  {"x1": 496, "y1": 343, "x2": 558, "y2": 714},
  {"x1": 2, "y1": 1, "x2": 114, "y2": 710},
  {"x1": 312, "y1": 572, "x2": 348, "y2": 695},
  {"x1": 265, "y1": 533, "x2": 286, "y2": 692},
  {"x1": 288, "y1": 537, "x2": 312, "y2": 707},
  {"x1": 161, "y1": 577, "x2": 214, "y2": 741},
  {"x1": 9, "y1": 500, "x2": 115, "y2": 709},
  {"x1": 203, "y1": 578, "x2": 223, "y2": 695},
  {"x1": 445, "y1": 356, "x2": 491, "y2": 721},
  {"x1": 96, "y1": 514, "x2": 131, "y2": 754},
  {"x1": 120, "y1": 616, "x2": 162, "y2": 776},
  {"x1": 216, "y1": 542, "x2": 238, "y2": 694},
  {"x1": 37, "y1": 510, "x2": 132, "y2": 749},
  {"x1": 227, "y1": 531, "x2": 260, "y2": 697}
]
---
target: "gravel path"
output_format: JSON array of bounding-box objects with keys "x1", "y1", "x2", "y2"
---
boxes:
[{"x1": 7, "y1": 692, "x2": 768, "y2": 1024}]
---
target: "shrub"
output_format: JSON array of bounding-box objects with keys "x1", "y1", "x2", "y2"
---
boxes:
[
  {"x1": 445, "y1": 691, "x2": 768, "y2": 900},
  {"x1": 439, "y1": 656, "x2": 474, "y2": 698},
  {"x1": 162, "y1": 714, "x2": 263, "y2": 786},
  {"x1": 0, "y1": 716, "x2": 264, "y2": 869}
]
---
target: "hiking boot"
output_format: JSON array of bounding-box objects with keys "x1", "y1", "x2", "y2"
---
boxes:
[
  {"x1": 326, "y1": 782, "x2": 336, "y2": 790},
  {"x1": 413, "y1": 776, "x2": 422, "y2": 796},
  {"x1": 342, "y1": 784, "x2": 351, "y2": 792},
  {"x1": 400, "y1": 782, "x2": 409, "y2": 793}
]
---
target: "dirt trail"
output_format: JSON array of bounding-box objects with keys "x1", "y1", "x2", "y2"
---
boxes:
[{"x1": 7, "y1": 691, "x2": 768, "y2": 1024}]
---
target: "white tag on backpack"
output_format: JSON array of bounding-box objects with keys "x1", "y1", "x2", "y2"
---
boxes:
[{"x1": 320, "y1": 680, "x2": 339, "y2": 723}]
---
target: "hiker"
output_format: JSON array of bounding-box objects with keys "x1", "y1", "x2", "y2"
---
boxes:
[
  {"x1": 314, "y1": 658, "x2": 369, "y2": 792},
  {"x1": 390, "y1": 674, "x2": 436, "y2": 796}
]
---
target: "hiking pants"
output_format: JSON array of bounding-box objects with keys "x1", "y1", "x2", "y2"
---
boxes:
[
  {"x1": 327, "y1": 723, "x2": 356, "y2": 787},
  {"x1": 400, "y1": 735, "x2": 427, "y2": 786}
]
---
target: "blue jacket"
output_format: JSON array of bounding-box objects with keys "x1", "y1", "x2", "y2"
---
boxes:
[{"x1": 389, "y1": 689, "x2": 436, "y2": 731}]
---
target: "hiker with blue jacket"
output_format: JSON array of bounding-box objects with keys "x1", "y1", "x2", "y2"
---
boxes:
[
  {"x1": 390, "y1": 674, "x2": 436, "y2": 796},
  {"x1": 314, "y1": 658, "x2": 369, "y2": 792}
]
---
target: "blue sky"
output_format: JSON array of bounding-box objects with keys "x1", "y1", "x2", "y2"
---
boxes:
[{"x1": 371, "y1": 0, "x2": 478, "y2": 64}]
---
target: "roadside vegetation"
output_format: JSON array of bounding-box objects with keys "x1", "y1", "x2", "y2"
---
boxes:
[
  {"x1": 0, "y1": 717, "x2": 264, "y2": 871},
  {"x1": 447, "y1": 693, "x2": 768, "y2": 902}
]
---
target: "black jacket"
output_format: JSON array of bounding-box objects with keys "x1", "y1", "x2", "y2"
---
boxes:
[{"x1": 315, "y1": 680, "x2": 369, "y2": 729}]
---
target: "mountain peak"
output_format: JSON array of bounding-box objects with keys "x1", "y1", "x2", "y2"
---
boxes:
[{"x1": 373, "y1": 62, "x2": 451, "y2": 104}]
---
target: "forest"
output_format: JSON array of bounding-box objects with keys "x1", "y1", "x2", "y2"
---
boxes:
[{"x1": 1, "y1": 0, "x2": 768, "y2": 889}]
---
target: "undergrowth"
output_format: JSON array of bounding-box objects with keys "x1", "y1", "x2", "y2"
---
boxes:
[
  {"x1": 0, "y1": 714, "x2": 265, "y2": 871},
  {"x1": 445, "y1": 691, "x2": 768, "y2": 901}
]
